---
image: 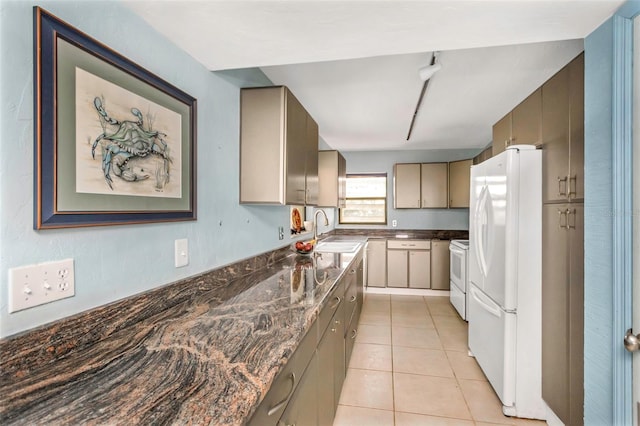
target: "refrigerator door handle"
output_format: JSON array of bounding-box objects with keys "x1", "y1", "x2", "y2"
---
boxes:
[
  {"x1": 474, "y1": 186, "x2": 490, "y2": 278},
  {"x1": 470, "y1": 286, "x2": 502, "y2": 318}
]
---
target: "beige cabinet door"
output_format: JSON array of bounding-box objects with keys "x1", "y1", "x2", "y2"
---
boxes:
[
  {"x1": 420, "y1": 163, "x2": 448, "y2": 208},
  {"x1": 387, "y1": 249, "x2": 408, "y2": 287},
  {"x1": 304, "y1": 114, "x2": 318, "y2": 206},
  {"x1": 430, "y1": 240, "x2": 450, "y2": 290},
  {"x1": 448, "y1": 159, "x2": 472, "y2": 208},
  {"x1": 317, "y1": 150, "x2": 346, "y2": 208},
  {"x1": 285, "y1": 90, "x2": 308, "y2": 205},
  {"x1": 366, "y1": 240, "x2": 387, "y2": 288},
  {"x1": 408, "y1": 250, "x2": 431, "y2": 289},
  {"x1": 278, "y1": 353, "x2": 318, "y2": 426},
  {"x1": 511, "y1": 88, "x2": 542, "y2": 147},
  {"x1": 568, "y1": 204, "x2": 584, "y2": 426},
  {"x1": 492, "y1": 113, "x2": 511, "y2": 157},
  {"x1": 542, "y1": 65, "x2": 570, "y2": 204},
  {"x1": 569, "y1": 53, "x2": 584, "y2": 202},
  {"x1": 541, "y1": 203, "x2": 570, "y2": 424},
  {"x1": 394, "y1": 163, "x2": 421, "y2": 208}
]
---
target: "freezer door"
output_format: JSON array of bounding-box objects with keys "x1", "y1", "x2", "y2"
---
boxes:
[{"x1": 468, "y1": 284, "x2": 516, "y2": 407}]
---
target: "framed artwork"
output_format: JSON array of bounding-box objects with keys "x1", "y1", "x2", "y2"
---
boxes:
[{"x1": 34, "y1": 7, "x2": 197, "y2": 229}]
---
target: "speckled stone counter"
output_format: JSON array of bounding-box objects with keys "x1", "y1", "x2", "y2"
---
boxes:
[
  {"x1": 330, "y1": 228, "x2": 468, "y2": 240},
  {"x1": 0, "y1": 244, "x2": 362, "y2": 425}
]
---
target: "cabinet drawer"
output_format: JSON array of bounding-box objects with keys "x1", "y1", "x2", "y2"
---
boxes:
[
  {"x1": 387, "y1": 240, "x2": 431, "y2": 250},
  {"x1": 248, "y1": 322, "x2": 317, "y2": 426},
  {"x1": 317, "y1": 278, "x2": 346, "y2": 339}
]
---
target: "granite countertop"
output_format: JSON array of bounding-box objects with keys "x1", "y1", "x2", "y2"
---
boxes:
[{"x1": 0, "y1": 246, "x2": 363, "y2": 425}]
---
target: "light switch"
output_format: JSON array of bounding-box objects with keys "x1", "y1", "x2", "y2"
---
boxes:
[
  {"x1": 175, "y1": 239, "x2": 189, "y2": 268},
  {"x1": 8, "y1": 259, "x2": 75, "y2": 313}
]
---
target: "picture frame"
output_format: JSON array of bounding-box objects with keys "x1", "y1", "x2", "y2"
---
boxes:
[{"x1": 34, "y1": 7, "x2": 197, "y2": 229}]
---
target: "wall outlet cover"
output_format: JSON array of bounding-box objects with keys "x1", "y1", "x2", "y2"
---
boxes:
[{"x1": 8, "y1": 259, "x2": 75, "y2": 313}]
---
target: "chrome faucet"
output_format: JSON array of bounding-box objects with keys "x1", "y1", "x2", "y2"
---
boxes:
[{"x1": 313, "y1": 209, "x2": 329, "y2": 241}]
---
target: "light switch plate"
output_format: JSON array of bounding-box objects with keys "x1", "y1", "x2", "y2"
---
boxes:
[
  {"x1": 8, "y1": 259, "x2": 75, "y2": 313},
  {"x1": 175, "y1": 239, "x2": 189, "y2": 268}
]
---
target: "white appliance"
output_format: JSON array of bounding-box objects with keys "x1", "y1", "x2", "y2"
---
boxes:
[
  {"x1": 449, "y1": 239, "x2": 469, "y2": 320},
  {"x1": 468, "y1": 145, "x2": 545, "y2": 420}
]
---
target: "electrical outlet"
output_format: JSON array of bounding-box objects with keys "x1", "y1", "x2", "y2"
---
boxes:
[
  {"x1": 8, "y1": 259, "x2": 75, "y2": 313},
  {"x1": 278, "y1": 226, "x2": 285, "y2": 240},
  {"x1": 175, "y1": 239, "x2": 189, "y2": 268},
  {"x1": 392, "y1": 219, "x2": 398, "y2": 228}
]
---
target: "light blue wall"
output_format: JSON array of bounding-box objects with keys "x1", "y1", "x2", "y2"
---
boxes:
[
  {"x1": 0, "y1": 1, "x2": 318, "y2": 338},
  {"x1": 338, "y1": 149, "x2": 479, "y2": 230},
  {"x1": 584, "y1": 1, "x2": 640, "y2": 423},
  {"x1": 584, "y1": 17, "x2": 615, "y2": 425}
]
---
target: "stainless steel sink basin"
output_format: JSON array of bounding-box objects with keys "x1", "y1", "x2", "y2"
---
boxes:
[{"x1": 314, "y1": 241, "x2": 361, "y2": 253}]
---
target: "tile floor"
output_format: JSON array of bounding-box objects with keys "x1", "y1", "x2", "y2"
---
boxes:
[{"x1": 333, "y1": 294, "x2": 548, "y2": 426}]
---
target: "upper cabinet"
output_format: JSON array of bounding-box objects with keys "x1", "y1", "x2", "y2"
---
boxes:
[
  {"x1": 420, "y1": 163, "x2": 448, "y2": 208},
  {"x1": 317, "y1": 150, "x2": 346, "y2": 208},
  {"x1": 448, "y1": 159, "x2": 472, "y2": 208},
  {"x1": 492, "y1": 88, "x2": 542, "y2": 156},
  {"x1": 542, "y1": 53, "x2": 584, "y2": 203},
  {"x1": 394, "y1": 162, "x2": 449, "y2": 209},
  {"x1": 394, "y1": 163, "x2": 421, "y2": 208},
  {"x1": 240, "y1": 86, "x2": 318, "y2": 205}
]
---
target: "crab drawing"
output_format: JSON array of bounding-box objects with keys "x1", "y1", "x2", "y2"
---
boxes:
[{"x1": 91, "y1": 97, "x2": 171, "y2": 190}]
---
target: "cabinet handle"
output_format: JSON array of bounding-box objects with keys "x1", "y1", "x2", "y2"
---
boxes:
[
  {"x1": 504, "y1": 139, "x2": 509, "y2": 148},
  {"x1": 567, "y1": 208, "x2": 576, "y2": 229},
  {"x1": 557, "y1": 209, "x2": 568, "y2": 229},
  {"x1": 267, "y1": 372, "x2": 296, "y2": 416},
  {"x1": 350, "y1": 295, "x2": 357, "y2": 303},
  {"x1": 330, "y1": 296, "x2": 341, "y2": 310},
  {"x1": 350, "y1": 269, "x2": 356, "y2": 274},
  {"x1": 568, "y1": 175, "x2": 577, "y2": 198},
  {"x1": 557, "y1": 176, "x2": 568, "y2": 197},
  {"x1": 350, "y1": 329, "x2": 358, "y2": 339}
]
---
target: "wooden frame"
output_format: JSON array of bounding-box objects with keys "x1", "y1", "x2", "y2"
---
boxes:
[{"x1": 34, "y1": 7, "x2": 197, "y2": 229}]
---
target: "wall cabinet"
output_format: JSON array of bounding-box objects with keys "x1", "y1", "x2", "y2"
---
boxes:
[
  {"x1": 393, "y1": 163, "x2": 421, "y2": 208},
  {"x1": 492, "y1": 88, "x2": 542, "y2": 156},
  {"x1": 430, "y1": 240, "x2": 450, "y2": 290},
  {"x1": 421, "y1": 163, "x2": 448, "y2": 208},
  {"x1": 240, "y1": 86, "x2": 318, "y2": 205},
  {"x1": 366, "y1": 240, "x2": 387, "y2": 288},
  {"x1": 386, "y1": 240, "x2": 431, "y2": 289},
  {"x1": 317, "y1": 150, "x2": 346, "y2": 208},
  {"x1": 448, "y1": 159, "x2": 472, "y2": 208},
  {"x1": 542, "y1": 53, "x2": 584, "y2": 204},
  {"x1": 394, "y1": 163, "x2": 448, "y2": 209}
]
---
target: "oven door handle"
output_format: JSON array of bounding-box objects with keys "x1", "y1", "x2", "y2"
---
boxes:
[{"x1": 449, "y1": 247, "x2": 465, "y2": 256}]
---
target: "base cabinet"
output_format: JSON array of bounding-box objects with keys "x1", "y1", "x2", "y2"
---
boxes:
[
  {"x1": 366, "y1": 240, "x2": 387, "y2": 287},
  {"x1": 542, "y1": 203, "x2": 583, "y2": 426},
  {"x1": 387, "y1": 240, "x2": 431, "y2": 289},
  {"x1": 277, "y1": 353, "x2": 319, "y2": 426}
]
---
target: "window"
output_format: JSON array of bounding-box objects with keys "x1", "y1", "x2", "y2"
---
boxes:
[{"x1": 339, "y1": 174, "x2": 387, "y2": 224}]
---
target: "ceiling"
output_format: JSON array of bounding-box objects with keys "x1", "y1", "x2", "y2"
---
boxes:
[{"x1": 124, "y1": 1, "x2": 624, "y2": 152}]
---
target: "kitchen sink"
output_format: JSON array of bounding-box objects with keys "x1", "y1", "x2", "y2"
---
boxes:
[{"x1": 314, "y1": 241, "x2": 361, "y2": 253}]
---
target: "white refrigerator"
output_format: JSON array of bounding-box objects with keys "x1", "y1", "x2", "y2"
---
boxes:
[{"x1": 468, "y1": 145, "x2": 545, "y2": 420}]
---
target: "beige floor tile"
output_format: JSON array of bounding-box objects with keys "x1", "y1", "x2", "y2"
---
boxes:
[
  {"x1": 391, "y1": 294, "x2": 426, "y2": 303},
  {"x1": 393, "y1": 347, "x2": 454, "y2": 377},
  {"x1": 349, "y1": 343, "x2": 392, "y2": 371},
  {"x1": 333, "y1": 405, "x2": 395, "y2": 426},
  {"x1": 392, "y1": 326, "x2": 443, "y2": 350},
  {"x1": 432, "y1": 314, "x2": 468, "y2": 330},
  {"x1": 446, "y1": 351, "x2": 487, "y2": 381},
  {"x1": 427, "y1": 301, "x2": 459, "y2": 317},
  {"x1": 339, "y1": 368, "x2": 394, "y2": 410},
  {"x1": 359, "y1": 311, "x2": 392, "y2": 326},
  {"x1": 363, "y1": 298, "x2": 391, "y2": 314},
  {"x1": 356, "y1": 324, "x2": 392, "y2": 345},
  {"x1": 392, "y1": 311, "x2": 435, "y2": 329},
  {"x1": 458, "y1": 379, "x2": 518, "y2": 424},
  {"x1": 437, "y1": 325, "x2": 469, "y2": 352},
  {"x1": 395, "y1": 411, "x2": 475, "y2": 426},
  {"x1": 366, "y1": 293, "x2": 391, "y2": 302},
  {"x1": 476, "y1": 420, "x2": 548, "y2": 426},
  {"x1": 393, "y1": 373, "x2": 472, "y2": 419}
]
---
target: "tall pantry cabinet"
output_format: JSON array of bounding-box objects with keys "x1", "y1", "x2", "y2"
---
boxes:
[{"x1": 540, "y1": 52, "x2": 584, "y2": 426}]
